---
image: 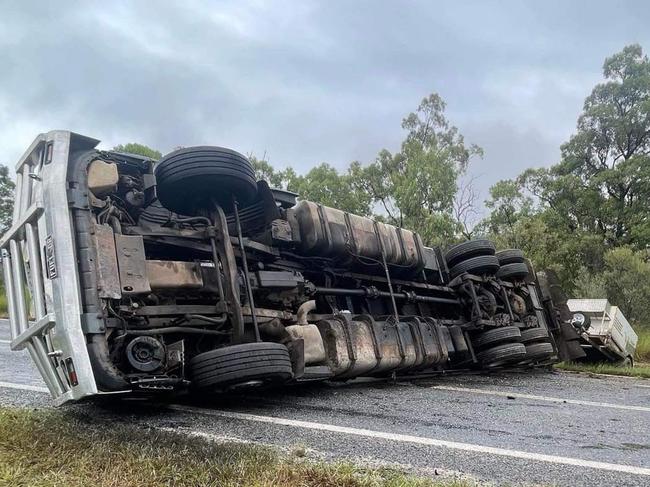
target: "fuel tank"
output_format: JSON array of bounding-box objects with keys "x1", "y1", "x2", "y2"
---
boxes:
[
  {"x1": 316, "y1": 314, "x2": 449, "y2": 378},
  {"x1": 291, "y1": 200, "x2": 425, "y2": 271}
]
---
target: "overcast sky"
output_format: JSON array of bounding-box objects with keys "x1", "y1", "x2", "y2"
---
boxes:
[{"x1": 2, "y1": 0, "x2": 649, "y2": 211}]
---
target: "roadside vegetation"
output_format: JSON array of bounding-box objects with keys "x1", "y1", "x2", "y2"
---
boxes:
[
  {"x1": 636, "y1": 329, "x2": 650, "y2": 362},
  {"x1": 0, "y1": 407, "x2": 467, "y2": 487},
  {"x1": 556, "y1": 362, "x2": 650, "y2": 379},
  {"x1": 0, "y1": 292, "x2": 6, "y2": 318}
]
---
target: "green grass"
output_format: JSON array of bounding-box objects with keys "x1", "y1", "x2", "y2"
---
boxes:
[
  {"x1": 556, "y1": 361, "x2": 650, "y2": 379},
  {"x1": 0, "y1": 291, "x2": 7, "y2": 318},
  {"x1": 0, "y1": 407, "x2": 467, "y2": 487},
  {"x1": 636, "y1": 329, "x2": 650, "y2": 363}
]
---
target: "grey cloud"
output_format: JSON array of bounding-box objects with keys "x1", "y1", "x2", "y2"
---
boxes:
[{"x1": 1, "y1": 0, "x2": 649, "y2": 203}]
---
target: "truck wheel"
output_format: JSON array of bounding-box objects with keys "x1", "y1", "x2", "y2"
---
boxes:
[
  {"x1": 524, "y1": 342, "x2": 555, "y2": 362},
  {"x1": 519, "y1": 327, "x2": 550, "y2": 344},
  {"x1": 445, "y1": 239, "x2": 496, "y2": 268},
  {"x1": 156, "y1": 146, "x2": 257, "y2": 215},
  {"x1": 449, "y1": 255, "x2": 500, "y2": 279},
  {"x1": 571, "y1": 312, "x2": 591, "y2": 332},
  {"x1": 495, "y1": 249, "x2": 525, "y2": 265},
  {"x1": 497, "y1": 262, "x2": 529, "y2": 281},
  {"x1": 190, "y1": 342, "x2": 293, "y2": 391},
  {"x1": 477, "y1": 342, "x2": 527, "y2": 367},
  {"x1": 473, "y1": 326, "x2": 522, "y2": 349}
]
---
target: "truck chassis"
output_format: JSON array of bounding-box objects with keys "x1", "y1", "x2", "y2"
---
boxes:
[{"x1": 1, "y1": 131, "x2": 583, "y2": 404}]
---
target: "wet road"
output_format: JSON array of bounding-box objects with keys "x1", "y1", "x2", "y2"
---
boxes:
[{"x1": 1, "y1": 321, "x2": 649, "y2": 486}]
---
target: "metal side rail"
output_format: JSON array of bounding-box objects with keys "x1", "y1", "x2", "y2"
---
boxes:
[{"x1": 0, "y1": 131, "x2": 104, "y2": 404}]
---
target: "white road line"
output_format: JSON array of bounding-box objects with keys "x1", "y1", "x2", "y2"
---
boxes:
[
  {"x1": 0, "y1": 339, "x2": 11, "y2": 344},
  {"x1": 430, "y1": 385, "x2": 650, "y2": 412},
  {"x1": 170, "y1": 405, "x2": 650, "y2": 476},
  {"x1": 2, "y1": 379, "x2": 649, "y2": 477},
  {"x1": 0, "y1": 381, "x2": 49, "y2": 393}
]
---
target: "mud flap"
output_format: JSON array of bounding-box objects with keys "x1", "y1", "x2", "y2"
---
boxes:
[
  {"x1": 555, "y1": 322, "x2": 587, "y2": 362},
  {"x1": 536, "y1": 269, "x2": 586, "y2": 362}
]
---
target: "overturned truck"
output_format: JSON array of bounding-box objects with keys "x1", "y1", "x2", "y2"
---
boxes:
[{"x1": 1, "y1": 131, "x2": 584, "y2": 404}]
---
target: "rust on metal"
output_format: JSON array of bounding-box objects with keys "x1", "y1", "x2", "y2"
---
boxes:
[
  {"x1": 146, "y1": 260, "x2": 203, "y2": 289},
  {"x1": 92, "y1": 223, "x2": 121, "y2": 299}
]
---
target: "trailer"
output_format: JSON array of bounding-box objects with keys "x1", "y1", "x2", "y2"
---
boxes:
[
  {"x1": 567, "y1": 299, "x2": 638, "y2": 366},
  {"x1": 0, "y1": 131, "x2": 583, "y2": 404}
]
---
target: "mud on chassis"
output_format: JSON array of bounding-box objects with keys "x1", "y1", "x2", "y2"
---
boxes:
[{"x1": 0, "y1": 131, "x2": 583, "y2": 404}]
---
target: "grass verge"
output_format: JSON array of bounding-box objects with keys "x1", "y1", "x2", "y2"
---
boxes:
[
  {"x1": 556, "y1": 361, "x2": 650, "y2": 379},
  {"x1": 0, "y1": 407, "x2": 466, "y2": 487},
  {"x1": 0, "y1": 291, "x2": 7, "y2": 318},
  {"x1": 636, "y1": 329, "x2": 650, "y2": 363}
]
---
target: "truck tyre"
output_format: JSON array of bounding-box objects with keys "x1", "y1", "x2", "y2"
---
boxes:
[
  {"x1": 495, "y1": 249, "x2": 525, "y2": 265},
  {"x1": 445, "y1": 239, "x2": 496, "y2": 268},
  {"x1": 477, "y1": 342, "x2": 527, "y2": 367},
  {"x1": 571, "y1": 312, "x2": 591, "y2": 332},
  {"x1": 524, "y1": 342, "x2": 555, "y2": 362},
  {"x1": 449, "y1": 255, "x2": 500, "y2": 279},
  {"x1": 474, "y1": 326, "x2": 522, "y2": 349},
  {"x1": 519, "y1": 327, "x2": 550, "y2": 344},
  {"x1": 156, "y1": 146, "x2": 257, "y2": 215},
  {"x1": 497, "y1": 262, "x2": 529, "y2": 281},
  {"x1": 520, "y1": 327, "x2": 550, "y2": 344},
  {"x1": 190, "y1": 342, "x2": 293, "y2": 391}
]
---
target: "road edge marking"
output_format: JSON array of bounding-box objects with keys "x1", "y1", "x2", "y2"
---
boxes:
[
  {"x1": 170, "y1": 404, "x2": 650, "y2": 477},
  {"x1": 429, "y1": 385, "x2": 650, "y2": 412},
  {"x1": 0, "y1": 381, "x2": 49, "y2": 393}
]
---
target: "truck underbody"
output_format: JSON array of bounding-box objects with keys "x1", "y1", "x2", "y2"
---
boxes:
[{"x1": 1, "y1": 131, "x2": 585, "y2": 404}]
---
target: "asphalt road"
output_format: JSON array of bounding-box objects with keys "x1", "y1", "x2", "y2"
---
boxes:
[{"x1": 1, "y1": 321, "x2": 649, "y2": 486}]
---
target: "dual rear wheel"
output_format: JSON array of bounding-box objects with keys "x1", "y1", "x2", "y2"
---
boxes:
[
  {"x1": 445, "y1": 240, "x2": 499, "y2": 279},
  {"x1": 473, "y1": 325, "x2": 555, "y2": 367}
]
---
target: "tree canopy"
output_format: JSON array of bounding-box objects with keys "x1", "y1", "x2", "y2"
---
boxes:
[
  {"x1": 0, "y1": 165, "x2": 15, "y2": 233},
  {"x1": 480, "y1": 44, "x2": 650, "y2": 327},
  {"x1": 113, "y1": 143, "x2": 162, "y2": 160},
  {"x1": 250, "y1": 94, "x2": 482, "y2": 245}
]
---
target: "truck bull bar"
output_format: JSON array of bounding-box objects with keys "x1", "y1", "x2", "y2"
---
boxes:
[{"x1": 0, "y1": 131, "x2": 110, "y2": 404}]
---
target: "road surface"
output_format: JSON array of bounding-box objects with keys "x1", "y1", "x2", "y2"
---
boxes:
[{"x1": 1, "y1": 320, "x2": 649, "y2": 486}]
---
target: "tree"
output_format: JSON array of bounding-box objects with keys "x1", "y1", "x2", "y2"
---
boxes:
[
  {"x1": 0, "y1": 165, "x2": 15, "y2": 234},
  {"x1": 286, "y1": 163, "x2": 371, "y2": 216},
  {"x1": 248, "y1": 94, "x2": 482, "y2": 244},
  {"x1": 481, "y1": 45, "x2": 650, "y2": 303},
  {"x1": 250, "y1": 155, "x2": 289, "y2": 189},
  {"x1": 574, "y1": 247, "x2": 650, "y2": 328},
  {"x1": 113, "y1": 143, "x2": 162, "y2": 159},
  {"x1": 481, "y1": 179, "x2": 533, "y2": 247},
  {"x1": 453, "y1": 175, "x2": 481, "y2": 239},
  {"x1": 352, "y1": 94, "x2": 482, "y2": 245},
  {"x1": 250, "y1": 154, "x2": 372, "y2": 215},
  {"x1": 520, "y1": 44, "x2": 650, "y2": 250}
]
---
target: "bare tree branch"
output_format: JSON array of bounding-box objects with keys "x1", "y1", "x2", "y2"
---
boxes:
[{"x1": 453, "y1": 175, "x2": 480, "y2": 239}]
